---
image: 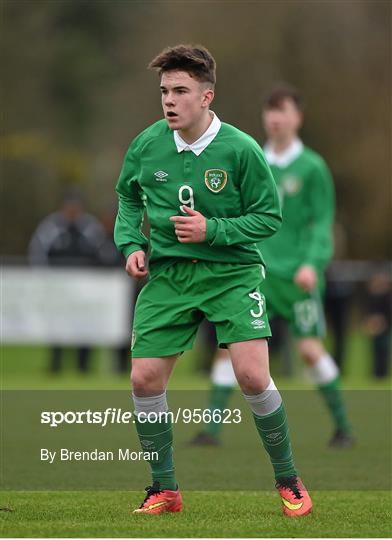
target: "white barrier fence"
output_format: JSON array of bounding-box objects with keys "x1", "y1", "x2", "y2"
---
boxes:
[
  {"x1": 1, "y1": 260, "x2": 390, "y2": 346},
  {"x1": 1, "y1": 267, "x2": 134, "y2": 345}
]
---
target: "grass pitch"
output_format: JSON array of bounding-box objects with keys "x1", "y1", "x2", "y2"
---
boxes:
[
  {"x1": 1, "y1": 340, "x2": 391, "y2": 537},
  {"x1": 1, "y1": 490, "x2": 391, "y2": 538}
]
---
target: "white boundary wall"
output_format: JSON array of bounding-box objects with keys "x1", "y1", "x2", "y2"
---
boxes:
[{"x1": 2, "y1": 267, "x2": 134, "y2": 345}]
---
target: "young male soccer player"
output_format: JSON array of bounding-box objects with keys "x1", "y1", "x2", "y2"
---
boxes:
[
  {"x1": 114, "y1": 45, "x2": 312, "y2": 517},
  {"x1": 192, "y1": 85, "x2": 354, "y2": 448}
]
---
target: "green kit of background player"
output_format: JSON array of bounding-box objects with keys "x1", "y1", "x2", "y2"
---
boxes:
[
  {"x1": 114, "y1": 45, "x2": 312, "y2": 516},
  {"x1": 192, "y1": 85, "x2": 354, "y2": 449}
]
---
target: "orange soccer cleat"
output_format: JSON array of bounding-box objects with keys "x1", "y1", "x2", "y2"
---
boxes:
[
  {"x1": 133, "y1": 482, "x2": 183, "y2": 514},
  {"x1": 275, "y1": 475, "x2": 312, "y2": 517}
]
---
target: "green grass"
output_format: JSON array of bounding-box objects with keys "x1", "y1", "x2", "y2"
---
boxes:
[{"x1": 1, "y1": 490, "x2": 391, "y2": 538}]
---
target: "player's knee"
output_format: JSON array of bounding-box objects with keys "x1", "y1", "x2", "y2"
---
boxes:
[
  {"x1": 236, "y1": 369, "x2": 270, "y2": 394},
  {"x1": 297, "y1": 338, "x2": 324, "y2": 366},
  {"x1": 130, "y1": 364, "x2": 163, "y2": 394}
]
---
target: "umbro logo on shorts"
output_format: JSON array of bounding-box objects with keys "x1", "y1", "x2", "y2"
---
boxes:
[
  {"x1": 251, "y1": 319, "x2": 265, "y2": 329},
  {"x1": 154, "y1": 170, "x2": 168, "y2": 182}
]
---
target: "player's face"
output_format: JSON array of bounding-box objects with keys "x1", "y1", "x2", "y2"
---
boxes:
[
  {"x1": 263, "y1": 99, "x2": 302, "y2": 142},
  {"x1": 160, "y1": 70, "x2": 214, "y2": 132}
]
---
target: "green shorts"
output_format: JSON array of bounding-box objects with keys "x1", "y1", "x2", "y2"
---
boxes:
[
  {"x1": 131, "y1": 260, "x2": 271, "y2": 358},
  {"x1": 260, "y1": 272, "x2": 326, "y2": 338}
]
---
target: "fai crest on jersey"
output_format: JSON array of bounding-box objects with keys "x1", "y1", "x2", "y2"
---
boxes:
[
  {"x1": 282, "y1": 175, "x2": 302, "y2": 195},
  {"x1": 204, "y1": 169, "x2": 227, "y2": 193}
]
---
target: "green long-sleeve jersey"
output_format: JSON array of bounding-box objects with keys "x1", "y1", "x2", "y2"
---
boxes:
[
  {"x1": 114, "y1": 118, "x2": 281, "y2": 277},
  {"x1": 261, "y1": 143, "x2": 335, "y2": 279}
]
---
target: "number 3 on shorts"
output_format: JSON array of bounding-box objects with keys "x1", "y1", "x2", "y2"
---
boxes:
[
  {"x1": 179, "y1": 185, "x2": 194, "y2": 212},
  {"x1": 249, "y1": 291, "x2": 264, "y2": 318}
]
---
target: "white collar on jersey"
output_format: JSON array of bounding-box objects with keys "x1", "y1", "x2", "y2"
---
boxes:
[
  {"x1": 264, "y1": 138, "x2": 304, "y2": 168},
  {"x1": 174, "y1": 112, "x2": 221, "y2": 156}
]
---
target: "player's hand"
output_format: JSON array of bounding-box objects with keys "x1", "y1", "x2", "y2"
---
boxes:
[
  {"x1": 125, "y1": 250, "x2": 148, "y2": 278},
  {"x1": 170, "y1": 206, "x2": 207, "y2": 243},
  {"x1": 294, "y1": 265, "x2": 317, "y2": 292}
]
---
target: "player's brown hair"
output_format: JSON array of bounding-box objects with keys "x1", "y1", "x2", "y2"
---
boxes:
[
  {"x1": 148, "y1": 44, "x2": 216, "y2": 86},
  {"x1": 264, "y1": 84, "x2": 303, "y2": 111}
]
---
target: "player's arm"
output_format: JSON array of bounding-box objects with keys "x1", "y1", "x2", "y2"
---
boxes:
[
  {"x1": 205, "y1": 141, "x2": 282, "y2": 245},
  {"x1": 114, "y1": 143, "x2": 149, "y2": 276},
  {"x1": 294, "y1": 160, "x2": 335, "y2": 291},
  {"x1": 303, "y1": 159, "x2": 335, "y2": 270}
]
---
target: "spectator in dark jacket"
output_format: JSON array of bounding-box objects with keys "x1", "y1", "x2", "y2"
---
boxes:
[{"x1": 28, "y1": 192, "x2": 106, "y2": 373}]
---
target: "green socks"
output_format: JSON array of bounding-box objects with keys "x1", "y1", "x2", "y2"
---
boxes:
[
  {"x1": 318, "y1": 377, "x2": 352, "y2": 433},
  {"x1": 306, "y1": 353, "x2": 352, "y2": 434},
  {"x1": 252, "y1": 402, "x2": 297, "y2": 479},
  {"x1": 134, "y1": 415, "x2": 177, "y2": 490}
]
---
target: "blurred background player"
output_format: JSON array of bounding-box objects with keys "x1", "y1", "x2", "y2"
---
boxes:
[
  {"x1": 192, "y1": 85, "x2": 354, "y2": 448},
  {"x1": 28, "y1": 191, "x2": 106, "y2": 373}
]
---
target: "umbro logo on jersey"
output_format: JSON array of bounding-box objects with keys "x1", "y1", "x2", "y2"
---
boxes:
[{"x1": 154, "y1": 170, "x2": 168, "y2": 182}]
